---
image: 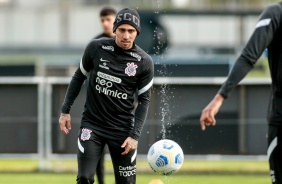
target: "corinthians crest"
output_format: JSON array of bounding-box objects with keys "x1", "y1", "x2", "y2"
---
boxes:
[
  {"x1": 125, "y1": 62, "x2": 138, "y2": 76},
  {"x1": 81, "y1": 128, "x2": 92, "y2": 141}
]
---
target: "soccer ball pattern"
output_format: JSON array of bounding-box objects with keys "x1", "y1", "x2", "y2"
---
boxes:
[{"x1": 147, "y1": 139, "x2": 184, "y2": 175}]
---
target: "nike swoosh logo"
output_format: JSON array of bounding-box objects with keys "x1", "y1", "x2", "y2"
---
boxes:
[{"x1": 100, "y1": 58, "x2": 110, "y2": 62}]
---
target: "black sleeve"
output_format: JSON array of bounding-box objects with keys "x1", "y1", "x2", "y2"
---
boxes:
[
  {"x1": 61, "y1": 68, "x2": 86, "y2": 113},
  {"x1": 129, "y1": 55, "x2": 154, "y2": 140},
  {"x1": 219, "y1": 3, "x2": 282, "y2": 98},
  {"x1": 129, "y1": 90, "x2": 151, "y2": 140}
]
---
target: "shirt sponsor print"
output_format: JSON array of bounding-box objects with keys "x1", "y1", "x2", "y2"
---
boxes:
[
  {"x1": 97, "y1": 71, "x2": 121, "y2": 83},
  {"x1": 130, "y1": 52, "x2": 141, "y2": 61},
  {"x1": 99, "y1": 62, "x2": 109, "y2": 70},
  {"x1": 95, "y1": 71, "x2": 128, "y2": 99},
  {"x1": 102, "y1": 45, "x2": 114, "y2": 51}
]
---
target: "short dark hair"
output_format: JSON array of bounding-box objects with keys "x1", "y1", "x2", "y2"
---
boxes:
[{"x1": 100, "y1": 6, "x2": 116, "y2": 17}]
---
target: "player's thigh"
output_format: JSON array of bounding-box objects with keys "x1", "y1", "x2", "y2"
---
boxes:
[
  {"x1": 77, "y1": 128, "x2": 105, "y2": 178},
  {"x1": 107, "y1": 139, "x2": 137, "y2": 184}
]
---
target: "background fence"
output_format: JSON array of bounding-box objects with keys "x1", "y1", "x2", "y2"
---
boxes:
[{"x1": 0, "y1": 76, "x2": 271, "y2": 170}]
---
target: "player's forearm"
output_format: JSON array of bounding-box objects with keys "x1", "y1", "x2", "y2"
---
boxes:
[
  {"x1": 218, "y1": 56, "x2": 253, "y2": 98},
  {"x1": 61, "y1": 68, "x2": 86, "y2": 113},
  {"x1": 130, "y1": 90, "x2": 151, "y2": 140}
]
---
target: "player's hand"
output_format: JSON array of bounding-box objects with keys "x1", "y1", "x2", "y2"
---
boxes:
[
  {"x1": 59, "y1": 113, "x2": 71, "y2": 135},
  {"x1": 121, "y1": 137, "x2": 138, "y2": 155},
  {"x1": 200, "y1": 94, "x2": 224, "y2": 131}
]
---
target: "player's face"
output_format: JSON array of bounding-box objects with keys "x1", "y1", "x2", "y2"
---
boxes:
[
  {"x1": 100, "y1": 15, "x2": 115, "y2": 36},
  {"x1": 115, "y1": 24, "x2": 137, "y2": 50}
]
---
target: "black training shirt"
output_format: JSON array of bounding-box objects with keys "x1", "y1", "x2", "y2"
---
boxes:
[
  {"x1": 218, "y1": 2, "x2": 282, "y2": 125},
  {"x1": 62, "y1": 38, "x2": 154, "y2": 139}
]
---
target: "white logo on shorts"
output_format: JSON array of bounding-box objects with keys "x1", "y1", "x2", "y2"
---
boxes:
[
  {"x1": 119, "y1": 165, "x2": 136, "y2": 177},
  {"x1": 81, "y1": 128, "x2": 92, "y2": 141}
]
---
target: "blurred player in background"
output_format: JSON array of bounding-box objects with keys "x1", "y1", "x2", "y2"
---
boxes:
[
  {"x1": 200, "y1": 2, "x2": 282, "y2": 184},
  {"x1": 59, "y1": 8, "x2": 154, "y2": 184},
  {"x1": 95, "y1": 6, "x2": 116, "y2": 39},
  {"x1": 93, "y1": 6, "x2": 116, "y2": 184}
]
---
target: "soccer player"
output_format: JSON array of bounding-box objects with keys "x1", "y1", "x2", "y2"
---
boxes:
[
  {"x1": 95, "y1": 6, "x2": 116, "y2": 39},
  {"x1": 59, "y1": 8, "x2": 154, "y2": 184},
  {"x1": 199, "y1": 2, "x2": 282, "y2": 184},
  {"x1": 93, "y1": 6, "x2": 116, "y2": 184}
]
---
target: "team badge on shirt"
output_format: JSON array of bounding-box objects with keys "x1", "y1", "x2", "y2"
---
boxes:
[
  {"x1": 125, "y1": 62, "x2": 138, "y2": 76},
  {"x1": 81, "y1": 128, "x2": 92, "y2": 141}
]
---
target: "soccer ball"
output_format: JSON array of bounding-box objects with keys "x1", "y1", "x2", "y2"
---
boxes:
[{"x1": 147, "y1": 139, "x2": 184, "y2": 175}]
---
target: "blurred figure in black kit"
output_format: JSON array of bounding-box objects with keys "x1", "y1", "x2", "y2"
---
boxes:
[
  {"x1": 200, "y1": 2, "x2": 282, "y2": 184},
  {"x1": 95, "y1": 7, "x2": 116, "y2": 39},
  {"x1": 93, "y1": 6, "x2": 116, "y2": 184}
]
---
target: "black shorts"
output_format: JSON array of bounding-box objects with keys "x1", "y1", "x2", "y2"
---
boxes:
[
  {"x1": 76, "y1": 127, "x2": 137, "y2": 184},
  {"x1": 268, "y1": 125, "x2": 282, "y2": 184}
]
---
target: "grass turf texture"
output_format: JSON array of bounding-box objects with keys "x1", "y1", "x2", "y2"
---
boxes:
[
  {"x1": 0, "y1": 159, "x2": 271, "y2": 183},
  {"x1": 0, "y1": 173, "x2": 270, "y2": 184},
  {"x1": 0, "y1": 159, "x2": 269, "y2": 174}
]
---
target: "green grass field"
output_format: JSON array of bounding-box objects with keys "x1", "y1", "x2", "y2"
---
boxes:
[
  {"x1": 0, "y1": 159, "x2": 271, "y2": 184},
  {"x1": 0, "y1": 173, "x2": 271, "y2": 184}
]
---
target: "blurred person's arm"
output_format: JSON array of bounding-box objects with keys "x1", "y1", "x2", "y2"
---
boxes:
[
  {"x1": 200, "y1": 4, "x2": 282, "y2": 130},
  {"x1": 219, "y1": 4, "x2": 281, "y2": 98}
]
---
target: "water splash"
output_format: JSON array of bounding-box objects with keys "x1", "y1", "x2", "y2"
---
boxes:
[
  {"x1": 153, "y1": 28, "x2": 171, "y2": 139},
  {"x1": 160, "y1": 83, "x2": 172, "y2": 139},
  {"x1": 151, "y1": 0, "x2": 173, "y2": 140}
]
